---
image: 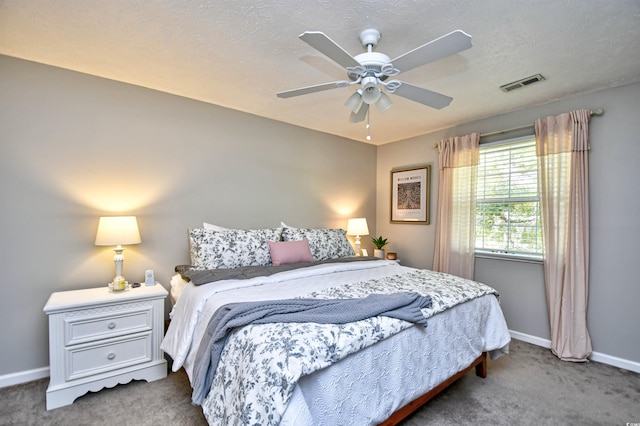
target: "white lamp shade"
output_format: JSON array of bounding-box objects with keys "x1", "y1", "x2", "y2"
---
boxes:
[
  {"x1": 346, "y1": 218, "x2": 369, "y2": 236},
  {"x1": 95, "y1": 216, "x2": 141, "y2": 246}
]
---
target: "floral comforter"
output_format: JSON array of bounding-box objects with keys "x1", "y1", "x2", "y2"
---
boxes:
[{"x1": 199, "y1": 268, "x2": 499, "y2": 426}]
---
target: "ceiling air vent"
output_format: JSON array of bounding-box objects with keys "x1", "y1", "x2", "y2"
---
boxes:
[{"x1": 500, "y1": 74, "x2": 546, "y2": 92}]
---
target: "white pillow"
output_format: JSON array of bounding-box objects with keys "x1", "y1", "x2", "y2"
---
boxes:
[
  {"x1": 169, "y1": 274, "x2": 188, "y2": 304},
  {"x1": 203, "y1": 222, "x2": 232, "y2": 231}
]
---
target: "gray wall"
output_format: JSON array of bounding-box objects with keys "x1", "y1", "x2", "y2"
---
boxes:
[
  {"x1": 2, "y1": 53, "x2": 638, "y2": 378},
  {"x1": 0, "y1": 55, "x2": 377, "y2": 376},
  {"x1": 377, "y1": 81, "x2": 640, "y2": 366}
]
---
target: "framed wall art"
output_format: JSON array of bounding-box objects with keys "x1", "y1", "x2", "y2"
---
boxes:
[{"x1": 390, "y1": 165, "x2": 430, "y2": 224}]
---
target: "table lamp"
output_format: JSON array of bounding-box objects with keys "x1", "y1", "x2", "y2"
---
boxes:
[
  {"x1": 95, "y1": 216, "x2": 141, "y2": 291},
  {"x1": 347, "y1": 218, "x2": 369, "y2": 256}
]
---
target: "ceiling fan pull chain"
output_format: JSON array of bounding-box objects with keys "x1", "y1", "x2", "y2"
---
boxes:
[{"x1": 366, "y1": 107, "x2": 372, "y2": 141}]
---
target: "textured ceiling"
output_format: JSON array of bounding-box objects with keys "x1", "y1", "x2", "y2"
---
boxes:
[{"x1": 1, "y1": 0, "x2": 639, "y2": 145}]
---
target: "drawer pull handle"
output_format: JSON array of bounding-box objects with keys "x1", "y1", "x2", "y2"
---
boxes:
[
  {"x1": 107, "y1": 322, "x2": 116, "y2": 329},
  {"x1": 107, "y1": 353, "x2": 116, "y2": 360}
]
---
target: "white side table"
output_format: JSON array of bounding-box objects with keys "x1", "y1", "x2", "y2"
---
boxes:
[{"x1": 43, "y1": 284, "x2": 168, "y2": 410}]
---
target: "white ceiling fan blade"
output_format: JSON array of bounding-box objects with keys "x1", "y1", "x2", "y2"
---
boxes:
[
  {"x1": 391, "y1": 30, "x2": 472, "y2": 74},
  {"x1": 350, "y1": 103, "x2": 369, "y2": 122},
  {"x1": 299, "y1": 31, "x2": 361, "y2": 69},
  {"x1": 391, "y1": 82, "x2": 453, "y2": 109},
  {"x1": 277, "y1": 81, "x2": 350, "y2": 98}
]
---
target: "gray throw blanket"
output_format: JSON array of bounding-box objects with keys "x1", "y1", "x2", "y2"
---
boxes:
[{"x1": 191, "y1": 292, "x2": 432, "y2": 405}]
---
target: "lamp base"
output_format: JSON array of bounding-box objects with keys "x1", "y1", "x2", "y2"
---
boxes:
[
  {"x1": 111, "y1": 275, "x2": 127, "y2": 291},
  {"x1": 108, "y1": 281, "x2": 130, "y2": 292},
  {"x1": 112, "y1": 247, "x2": 127, "y2": 291}
]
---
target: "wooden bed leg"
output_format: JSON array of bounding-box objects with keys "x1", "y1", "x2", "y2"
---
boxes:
[{"x1": 475, "y1": 351, "x2": 487, "y2": 378}]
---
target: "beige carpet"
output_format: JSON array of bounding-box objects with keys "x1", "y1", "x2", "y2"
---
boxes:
[{"x1": 1, "y1": 339, "x2": 639, "y2": 425}]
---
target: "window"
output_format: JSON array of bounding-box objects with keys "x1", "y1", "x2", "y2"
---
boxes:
[{"x1": 475, "y1": 136, "x2": 542, "y2": 259}]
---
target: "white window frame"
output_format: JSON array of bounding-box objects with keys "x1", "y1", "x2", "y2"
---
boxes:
[{"x1": 475, "y1": 134, "x2": 543, "y2": 263}]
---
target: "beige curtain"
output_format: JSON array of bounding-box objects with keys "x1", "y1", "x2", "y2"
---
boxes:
[
  {"x1": 535, "y1": 109, "x2": 592, "y2": 362},
  {"x1": 433, "y1": 133, "x2": 480, "y2": 279}
]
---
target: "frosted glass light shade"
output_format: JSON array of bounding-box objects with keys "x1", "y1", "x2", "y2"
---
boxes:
[
  {"x1": 361, "y1": 86, "x2": 381, "y2": 104},
  {"x1": 344, "y1": 91, "x2": 363, "y2": 113},
  {"x1": 376, "y1": 92, "x2": 393, "y2": 112}
]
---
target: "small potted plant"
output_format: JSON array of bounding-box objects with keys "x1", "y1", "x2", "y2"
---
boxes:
[{"x1": 371, "y1": 236, "x2": 388, "y2": 259}]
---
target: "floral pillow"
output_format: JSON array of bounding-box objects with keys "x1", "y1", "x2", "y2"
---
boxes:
[
  {"x1": 189, "y1": 227, "x2": 283, "y2": 269},
  {"x1": 281, "y1": 227, "x2": 354, "y2": 261}
]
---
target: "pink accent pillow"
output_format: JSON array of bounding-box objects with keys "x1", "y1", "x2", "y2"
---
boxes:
[{"x1": 268, "y1": 239, "x2": 314, "y2": 266}]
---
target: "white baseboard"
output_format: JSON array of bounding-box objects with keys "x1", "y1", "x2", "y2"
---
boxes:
[
  {"x1": 589, "y1": 351, "x2": 640, "y2": 374},
  {"x1": 509, "y1": 330, "x2": 640, "y2": 374},
  {"x1": 509, "y1": 330, "x2": 552, "y2": 349},
  {"x1": 0, "y1": 367, "x2": 49, "y2": 389}
]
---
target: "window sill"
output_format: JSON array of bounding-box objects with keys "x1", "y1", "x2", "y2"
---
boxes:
[{"x1": 475, "y1": 251, "x2": 543, "y2": 264}]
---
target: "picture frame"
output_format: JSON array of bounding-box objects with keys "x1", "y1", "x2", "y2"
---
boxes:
[{"x1": 390, "y1": 165, "x2": 431, "y2": 224}]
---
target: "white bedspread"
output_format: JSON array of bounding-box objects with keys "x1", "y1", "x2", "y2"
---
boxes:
[
  {"x1": 161, "y1": 260, "x2": 511, "y2": 425},
  {"x1": 163, "y1": 260, "x2": 407, "y2": 379}
]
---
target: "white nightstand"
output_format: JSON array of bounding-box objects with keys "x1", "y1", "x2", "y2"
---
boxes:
[{"x1": 43, "y1": 284, "x2": 168, "y2": 410}]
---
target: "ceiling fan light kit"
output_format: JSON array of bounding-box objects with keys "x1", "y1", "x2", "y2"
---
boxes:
[{"x1": 277, "y1": 28, "x2": 472, "y2": 140}]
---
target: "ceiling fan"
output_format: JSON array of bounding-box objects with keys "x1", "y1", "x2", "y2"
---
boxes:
[{"x1": 277, "y1": 28, "x2": 472, "y2": 123}]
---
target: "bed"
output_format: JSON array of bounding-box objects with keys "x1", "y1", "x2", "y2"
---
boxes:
[{"x1": 161, "y1": 225, "x2": 511, "y2": 425}]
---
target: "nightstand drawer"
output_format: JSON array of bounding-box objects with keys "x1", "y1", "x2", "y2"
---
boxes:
[
  {"x1": 64, "y1": 303, "x2": 153, "y2": 346},
  {"x1": 66, "y1": 332, "x2": 152, "y2": 381}
]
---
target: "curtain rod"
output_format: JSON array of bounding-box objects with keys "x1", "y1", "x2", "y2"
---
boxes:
[{"x1": 432, "y1": 108, "x2": 604, "y2": 148}]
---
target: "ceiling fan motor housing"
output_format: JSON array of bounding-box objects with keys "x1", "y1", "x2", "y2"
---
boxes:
[
  {"x1": 349, "y1": 52, "x2": 392, "y2": 81},
  {"x1": 346, "y1": 29, "x2": 388, "y2": 82}
]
